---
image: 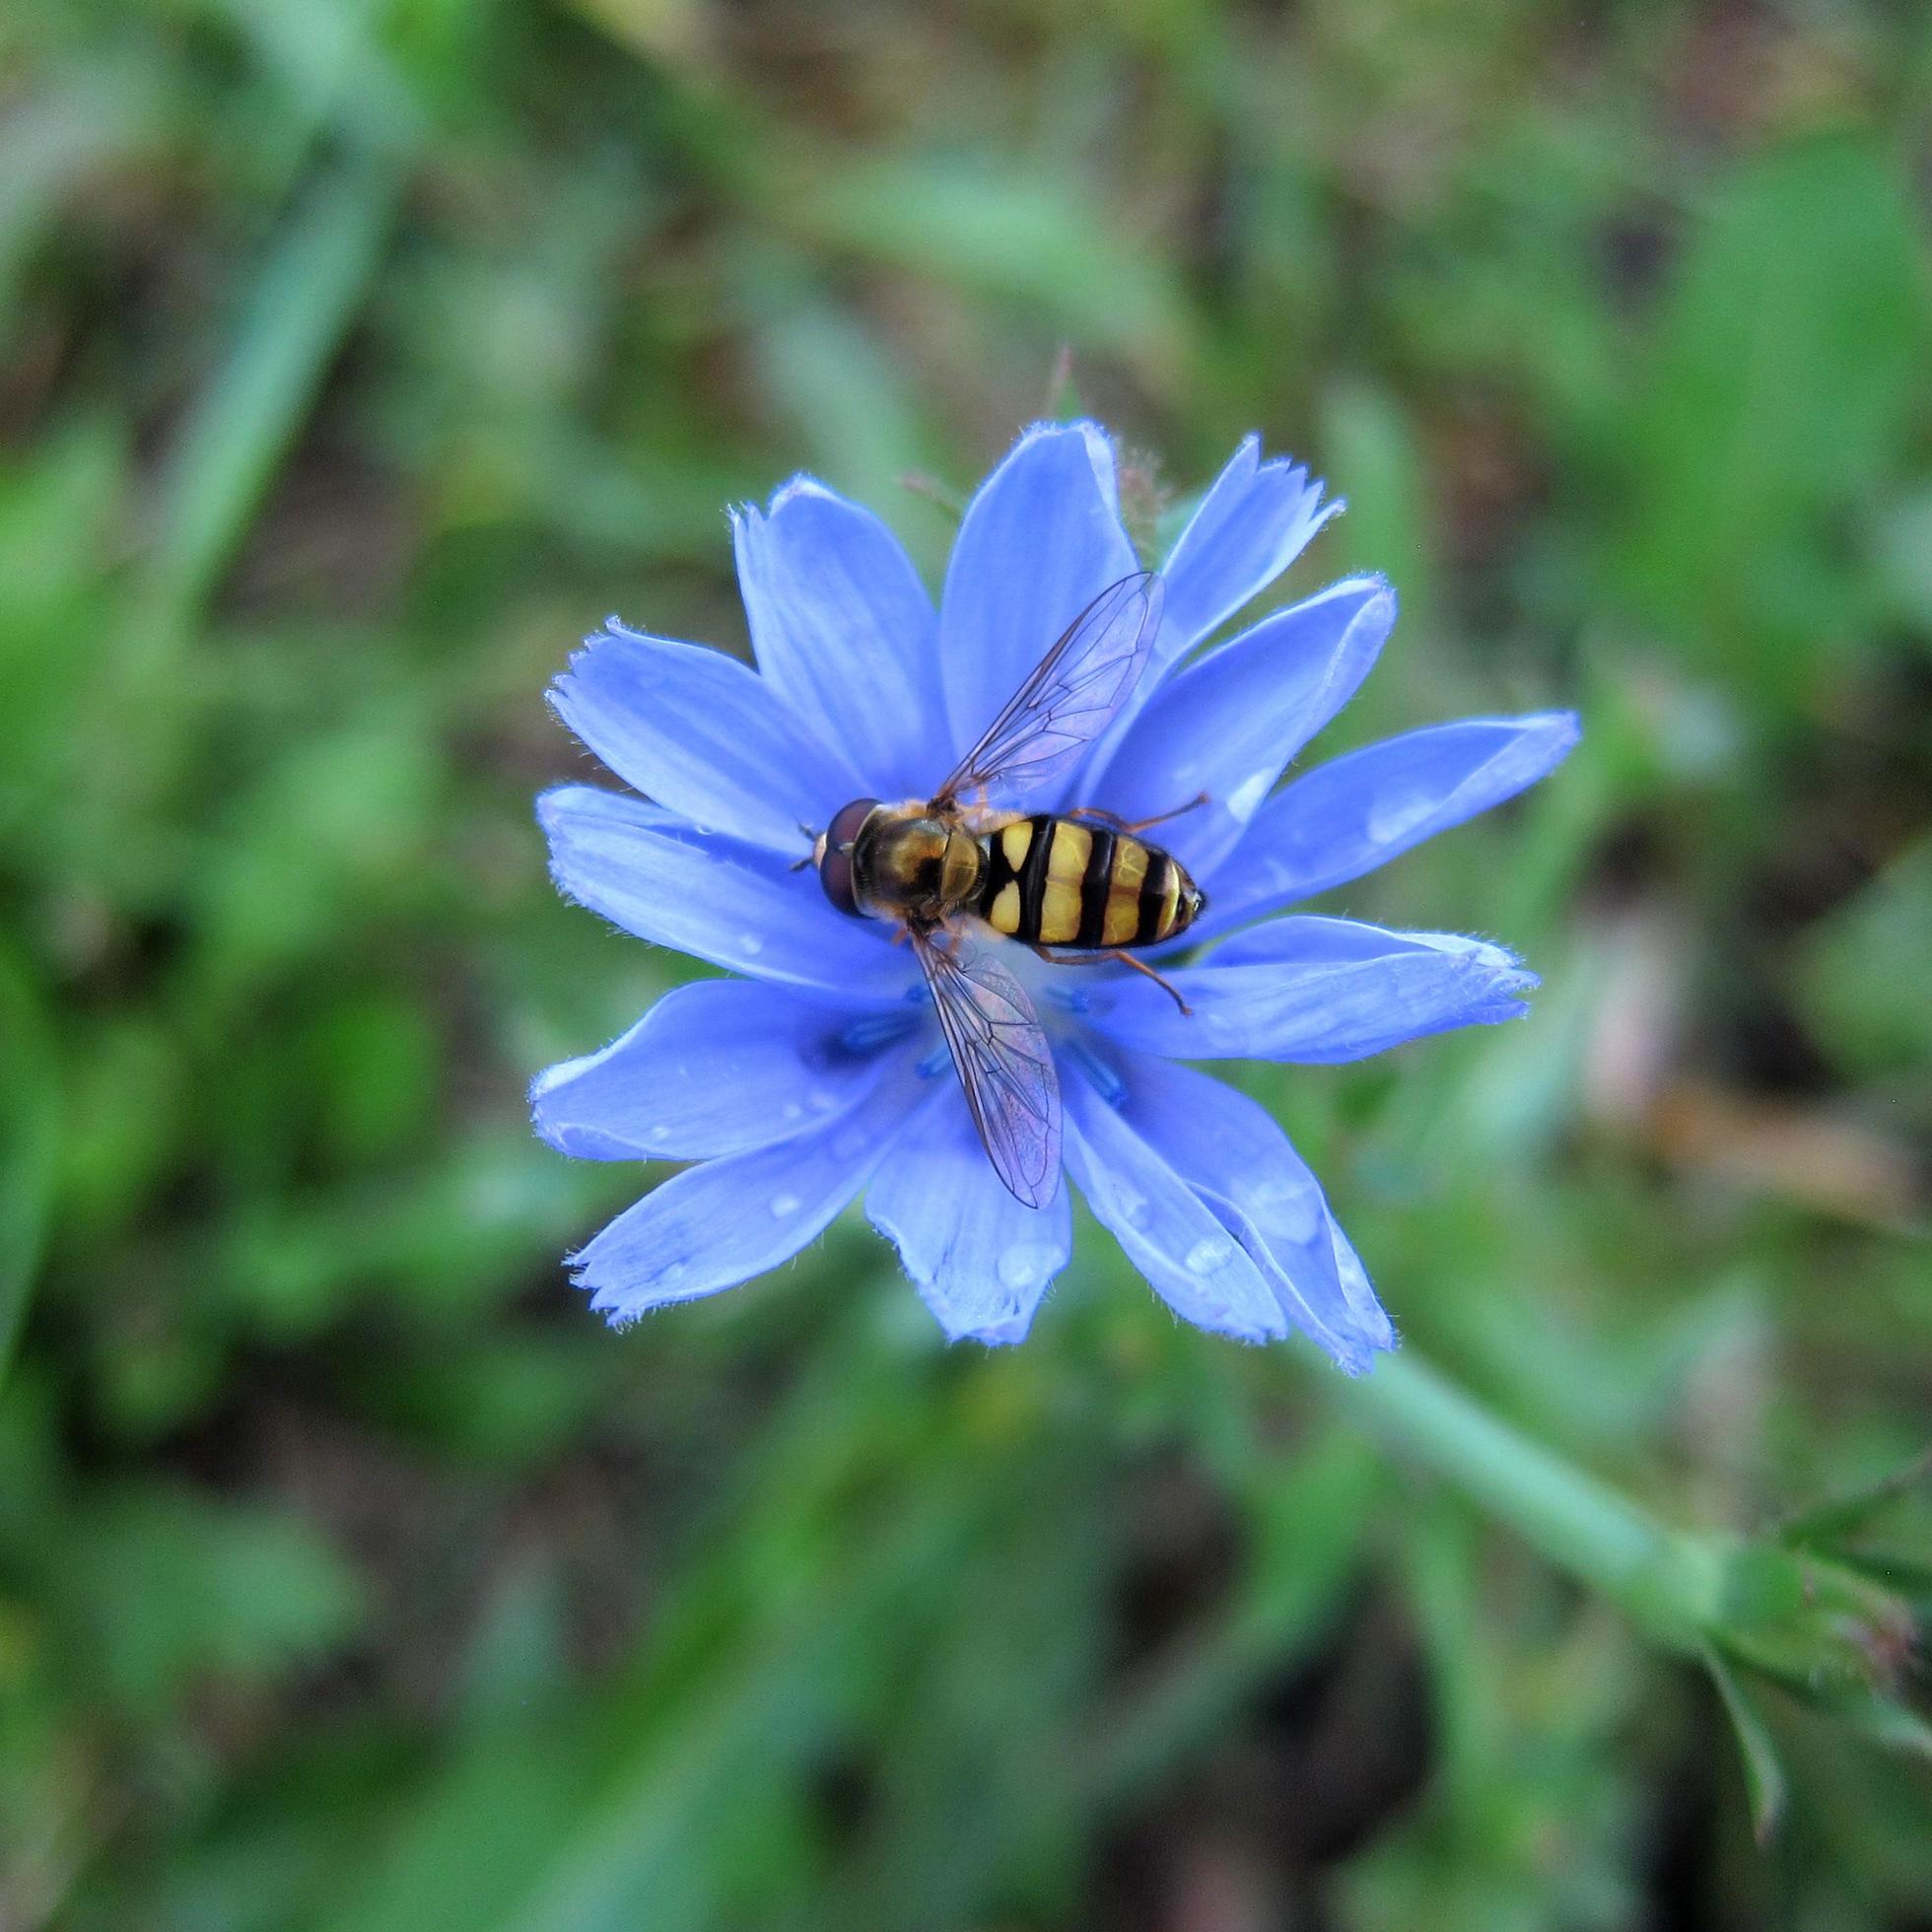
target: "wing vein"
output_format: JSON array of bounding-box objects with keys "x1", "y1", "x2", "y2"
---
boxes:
[
  {"x1": 913, "y1": 926, "x2": 1061, "y2": 1208},
  {"x1": 935, "y1": 572, "x2": 1162, "y2": 807}
]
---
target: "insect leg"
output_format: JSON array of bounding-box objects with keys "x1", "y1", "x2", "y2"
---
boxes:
[
  {"x1": 1026, "y1": 942, "x2": 1194, "y2": 1017},
  {"x1": 1068, "y1": 792, "x2": 1208, "y2": 835},
  {"x1": 1107, "y1": 948, "x2": 1193, "y2": 1015},
  {"x1": 1105, "y1": 954, "x2": 1190, "y2": 1027}
]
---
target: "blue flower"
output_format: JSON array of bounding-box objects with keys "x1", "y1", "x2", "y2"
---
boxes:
[{"x1": 533, "y1": 423, "x2": 1577, "y2": 1369}]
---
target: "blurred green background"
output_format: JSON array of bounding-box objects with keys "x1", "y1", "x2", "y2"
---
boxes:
[{"x1": 3, "y1": 1, "x2": 1930, "y2": 1925}]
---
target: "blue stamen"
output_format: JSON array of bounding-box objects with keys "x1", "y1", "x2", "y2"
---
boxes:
[
  {"x1": 1065, "y1": 1036, "x2": 1127, "y2": 1107},
  {"x1": 842, "y1": 1010, "x2": 919, "y2": 1054}
]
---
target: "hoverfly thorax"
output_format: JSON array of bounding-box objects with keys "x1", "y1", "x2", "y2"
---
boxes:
[{"x1": 816, "y1": 797, "x2": 984, "y2": 926}]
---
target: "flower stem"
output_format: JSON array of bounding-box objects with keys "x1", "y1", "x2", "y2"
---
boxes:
[
  {"x1": 1336, "y1": 1349, "x2": 1715, "y2": 1655},
  {"x1": 1334, "y1": 1347, "x2": 1924, "y2": 1744}
]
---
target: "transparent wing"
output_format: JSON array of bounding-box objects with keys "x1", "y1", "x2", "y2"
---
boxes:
[
  {"x1": 913, "y1": 925, "x2": 1061, "y2": 1208},
  {"x1": 934, "y1": 571, "x2": 1162, "y2": 807}
]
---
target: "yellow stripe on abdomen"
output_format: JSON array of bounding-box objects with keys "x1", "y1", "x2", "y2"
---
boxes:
[
  {"x1": 1045, "y1": 821, "x2": 1090, "y2": 883},
  {"x1": 1035, "y1": 821, "x2": 1092, "y2": 943},
  {"x1": 1101, "y1": 839, "x2": 1147, "y2": 945},
  {"x1": 1039, "y1": 880, "x2": 1082, "y2": 944},
  {"x1": 1152, "y1": 862, "x2": 1181, "y2": 941}
]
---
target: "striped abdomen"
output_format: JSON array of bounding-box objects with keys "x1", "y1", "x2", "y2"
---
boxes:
[{"x1": 976, "y1": 815, "x2": 1204, "y2": 951}]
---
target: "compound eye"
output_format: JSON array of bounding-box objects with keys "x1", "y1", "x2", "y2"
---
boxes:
[{"x1": 818, "y1": 798, "x2": 878, "y2": 918}]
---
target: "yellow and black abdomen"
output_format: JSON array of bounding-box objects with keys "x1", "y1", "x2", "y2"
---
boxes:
[{"x1": 976, "y1": 815, "x2": 1204, "y2": 951}]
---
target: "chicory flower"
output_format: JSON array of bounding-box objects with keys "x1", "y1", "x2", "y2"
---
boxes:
[{"x1": 534, "y1": 424, "x2": 1576, "y2": 1369}]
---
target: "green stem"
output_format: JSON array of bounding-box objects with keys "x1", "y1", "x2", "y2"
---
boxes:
[{"x1": 1337, "y1": 1349, "x2": 1718, "y2": 1654}]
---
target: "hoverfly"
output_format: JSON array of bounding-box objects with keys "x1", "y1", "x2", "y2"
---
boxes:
[{"x1": 809, "y1": 572, "x2": 1205, "y2": 1208}]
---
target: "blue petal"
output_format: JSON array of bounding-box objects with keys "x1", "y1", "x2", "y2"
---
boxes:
[
  {"x1": 866, "y1": 1088, "x2": 1071, "y2": 1345},
  {"x1": 552, "y1": 625, "x2": 857, "y2": 854},
  {"x1": 1158, "y1": 436, "x2": 1341, "y2": 664},
  {"x1": 1111, "y1": 1051, "x2": 1394, "y2": 1371},
  {"x1": 1061, "y1": 1071, "x2": 1289, "y2": 1344},
  {"x1": 572, "y1": 1070, "x2": 920, "y2": 1322},
  {"x1": 538, "y1": 785, "x2": 916, "y2": 1001},
  {"x1": 1090, "y1": 576, "x2": 1397, "y2": 880},
  {"x1": 938, "y1": 421, "x2": 1139, "y2": 767},
  {"x1": 532, "y1": 979, "x2": 907, "y2": 1161},
  {"x1": 731, "y1": 478, "x2": 949, "y2": 797},
  {"x1": 1086, "y1": 916, "x2": 1537, "y2": 1061},
  {"x1": 1204, "y1": 713, "x2": 1581, "y2": 932}
]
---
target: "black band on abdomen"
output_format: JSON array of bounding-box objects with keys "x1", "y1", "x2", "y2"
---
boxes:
[
  {"x1": 1075, "y1": 827, "x2": 1116, "y2": 948},
  {"x1": 1136, "y1": 851, "x2": 1172, "y2": 945},
  {"x1": 1016, "y1": 814, "x2": 1053, "y2": 940}
]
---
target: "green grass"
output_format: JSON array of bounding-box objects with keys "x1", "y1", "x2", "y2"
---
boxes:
[{"x1": 1, "y1": 1, "x2": 1928, "y2": 1925}]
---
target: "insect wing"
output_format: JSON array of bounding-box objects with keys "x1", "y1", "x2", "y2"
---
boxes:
[
  {"x1": 913, "y1": 926, "x2": 1061, "y2": 1208},
  {"x1": 934, "y1": 571, "x2": 1161, "y2": 807}
]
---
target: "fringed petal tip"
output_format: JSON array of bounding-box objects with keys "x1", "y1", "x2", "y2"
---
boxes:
[
  {"x1": 583, "y1": 1276, "x2": 649, "y2": 1331},
  {"x1": 1544, "y1": 709, "x2": 1583, "y2": 754},
  {"x1": 1329, "y1": 1321, "x2": 1399, "y2": 1379},
  {"x1": 581, "y1": 614, "x2": 645, "y2": 649},
  {"x1": 1446, "y1": 933, "x2": 1540, "y2": 1009},
  {"x1": 1010, "y1": 414, "x2": 1121, "y2": 459},
  {"x1": 1214, "y1": 432, "x2": 1348, "y2": 535},
  {"x1": 877, "y1": 1227, "x2": 1062, "y2": 1348},
  {"x1": 528, "y1": 1056, "x2": 626, "y2": 1163},
  {"x1": 1153, "y1": 438, "x2": 1352, "y2": 661},
  {"x1": 729, "y1": 471, "x2": 865, "y2": 529},
  {"x1": 999, "y1": 415, "x2": 1129, "y2": 526},
  {"x1": 867, "y1": 1093, "x2": 1070, "y2": 1349},
  {"x1": 933, "y1": 1305, "x2": 1042, "y2": 1349},
  {"x1": 764, "y1": 471, "x2": 837, "y2": 517}
]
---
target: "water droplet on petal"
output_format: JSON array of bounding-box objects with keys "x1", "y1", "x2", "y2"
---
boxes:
[
  {"x1": 805, "y1": 1087, "x2": 840, "y2": 1115},
  {"x1": 1184, "y1": 1234, "x2": 1234, "y2": 1276},
  {"x1": 1364, "y1": 789, "x2": 1437, "y2": 847},
  {"x1": 739, "y1": 932, "x2": 765, "y2": 956},
  {"x1": 1225, "y1": 771, "x2": 1272, "y2": 821},
  {"x1": 1246, "y1": 1177, "x2": 1320, "y2": 1242},
  {"x1": 769, "y1": 1192, "x2": 800, "y2": 1218},
  {"x1": 997, "y1": 1245, "x2": 1057, "y2": 1292},
  {"x1": 781, "y1": 1101, "x2": 803, "y2": 1123},
  {"x1": 648, "y1": 1125, "x2": 671, "y2": 1144}
]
